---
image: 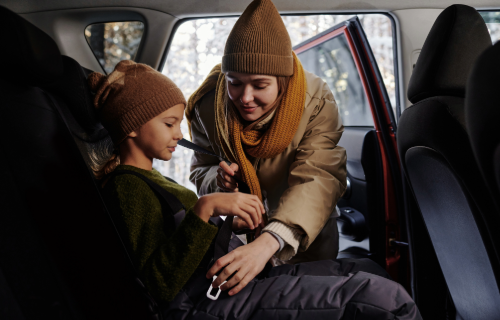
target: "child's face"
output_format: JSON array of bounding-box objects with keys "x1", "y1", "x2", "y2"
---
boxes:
[{"x1": 131, "y1": 104, "x2": 185, "y2": 161}]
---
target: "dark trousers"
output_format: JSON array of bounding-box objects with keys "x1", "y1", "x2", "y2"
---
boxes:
[{"x1": 162, "y1": 258, "x2": 421, "y2": 320}]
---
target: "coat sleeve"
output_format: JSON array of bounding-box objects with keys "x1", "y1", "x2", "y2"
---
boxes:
[
  {"x1": 189, "y1": 94, "x2": 222, "y2": 196},
  {"x1": 110, "y1": 175, "x2": 218, "y2": 302},
  {"x1": 266, "y1": 92, "x2": 347, "y2": 255}
]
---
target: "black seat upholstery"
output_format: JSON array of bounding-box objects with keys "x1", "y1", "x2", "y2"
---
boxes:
[
  {"x1": 42, "y1": 54, "x2": 115, "y2": 171},
  {"x1": 398, "y1": 5, "x2": 500, "y2": 320},
  {"x1": 0, "y1": 6, "x2": 159, "y2": 319},
  {"x1": 466, "y1": 41, "x2": 500, "y2": 213}
]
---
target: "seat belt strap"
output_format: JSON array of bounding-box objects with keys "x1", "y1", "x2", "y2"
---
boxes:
[
  {"x1": 178, "y1": 139, "x2": 251, "y2": 194},
  {"x1": 213, "y1": 216, "x2": 234, "y2": 262}
]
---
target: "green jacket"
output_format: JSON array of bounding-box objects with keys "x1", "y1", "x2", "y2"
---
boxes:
[{"x1": 104, "y1": 165, "x2": 218, "y2": 302}]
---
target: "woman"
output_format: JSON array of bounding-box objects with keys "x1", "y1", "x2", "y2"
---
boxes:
[
  {"x1": 188, "y1": 0, "x2": 345, "y2": 274},
  {"x1": 90, "y1": 59, "x2": 421, "y2": 320}
]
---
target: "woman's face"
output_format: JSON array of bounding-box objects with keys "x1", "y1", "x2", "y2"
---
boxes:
[
  {"x1": 226, "y1": 72, "x2": 279, "y2": 122},
  {"x1": 129, "y1": 104, "x2": 184, "y2": 161}
]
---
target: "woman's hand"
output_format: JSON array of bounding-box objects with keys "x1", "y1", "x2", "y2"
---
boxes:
[
  {"x1": 217, "y1": 161, "x2": 242, "y2": 192},
  {"x1": 232, "y1": 216, "x2": 265, "y2": 235},
  {"x1": 207, "y1": 232, "x2": 279, "y2": 296},
  {"x1": 194, "y1": 192, "x2": 264, "y2": 229}
]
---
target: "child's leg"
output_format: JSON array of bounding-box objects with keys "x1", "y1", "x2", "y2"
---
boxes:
[
  {"x1": 266, "y1": 258, "x2": 391, "y2": 279},
  {"x1": 165, "y1": 268, "x2": 420, "y2": 320}
]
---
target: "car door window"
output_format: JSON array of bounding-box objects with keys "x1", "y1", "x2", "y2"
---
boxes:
[
  {"x1": 480, "y1": 11, "x2": 500, "y2": 44},
  {"x1": 85, "y1": 21, "x2": 145, "y2": 74},
  {"x1": 284, "y1": 15, "x2": 396, "y2": 119},
  {"x1": 296, "y1": 33, "x2": 373, "y2": 126}
]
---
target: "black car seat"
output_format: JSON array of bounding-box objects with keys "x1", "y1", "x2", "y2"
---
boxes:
[
  {"x1": 466, "y1": 41, "x2": 500, "y2": 213},
  {"x1": 0, "y1": 6, "x2": 161, "y2": 319},
  {"x1": 397, "y1": 4, "x2": 500, "y2": 320},
  {"x1": 42, "y1": 54, "x2": 115, "y2": 172}
]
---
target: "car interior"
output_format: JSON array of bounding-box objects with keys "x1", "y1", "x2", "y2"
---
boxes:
[{"x1": 0, "y1": 0, "x2": 499, "y2": 319}]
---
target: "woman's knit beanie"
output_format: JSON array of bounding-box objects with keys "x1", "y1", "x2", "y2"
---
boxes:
[
  {"x1": 222, "y1": 0, "x2": 293, "y2": 76},
  {"x1": 88, "y1": 60, "x2": 186, "y2": 144}
]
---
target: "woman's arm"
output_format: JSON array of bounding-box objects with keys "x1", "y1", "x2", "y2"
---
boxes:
[
  {"x1": 189, "y1": 91, "x2": 221, "y2": 196},
  {"x1": 264, "y1": 94, "x2": 347, "y2": 260}
]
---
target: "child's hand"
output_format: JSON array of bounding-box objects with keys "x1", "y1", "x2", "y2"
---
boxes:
[
  {"x1": 217, "y1": 161, "x2": 242, "y2": 192},
  {"x1": 194, "y1": 193, "x2": 264, "y2": 228}
]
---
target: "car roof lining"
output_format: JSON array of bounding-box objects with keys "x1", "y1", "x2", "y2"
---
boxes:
[{"x1": 1, "y1": 0, "x2": 499, "y2": 16}]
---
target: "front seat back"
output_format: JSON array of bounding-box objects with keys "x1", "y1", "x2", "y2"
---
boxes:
[
  {"x1": 466, "y1": 41, "x2": 500, "y2": 213},
  {"x1": 0, "y1": 6, "x2": 159, "y2": 319},
  {"x1": 397, "y1": 5, "x2": 500, "y2": 319}
]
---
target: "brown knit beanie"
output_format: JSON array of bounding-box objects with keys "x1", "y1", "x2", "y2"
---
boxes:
[
  {"x1": 222, "y1": 0, "x2": 293, "y2": 76},
  {"x1": 88, "y1": 60, "x2": 186, "y2": 144}
]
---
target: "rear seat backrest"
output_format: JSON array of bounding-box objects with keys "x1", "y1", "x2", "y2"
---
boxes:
[
  {"x1": 0, "y1": 6, "x2": 159, "y2": 319},
  {"x1": 42, "y1": 55, "x2": 115, "y2": 173}
]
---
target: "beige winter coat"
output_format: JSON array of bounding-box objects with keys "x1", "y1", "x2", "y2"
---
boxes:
[{"x1": 189, "y1": 70, "x2": 347, "y2": 261}]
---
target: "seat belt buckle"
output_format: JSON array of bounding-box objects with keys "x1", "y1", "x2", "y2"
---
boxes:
[{"x1": 206, "y1": 275, "x2": 227, "y2": 300}]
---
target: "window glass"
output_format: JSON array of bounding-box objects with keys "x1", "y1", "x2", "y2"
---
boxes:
[
  {"x1": 480, "y1": 11, "x2": 500, "y2": 44},
  {"x1": 159, "y1": 14, "x2": 395, "y2": 190},
  {"x1": 283, "y1": 14, "x2": 395, "y2": 115},
  {"x1": 85, "y1": 21, "x2": 145, "y2": 74},
  {"x1": 297, "y1": 34, "x2": 373, "y2": 126}
]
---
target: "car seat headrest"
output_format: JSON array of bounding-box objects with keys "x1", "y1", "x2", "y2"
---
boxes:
[
  {"x1": 42, "y1": 56, "x2": 104, "y2": 135},
  {"x1": 407, "y1": 5, "x2": 491, "y2": 104},
  {"x1": 0, "y1": 5, "x2": 63, "y2": 86}
]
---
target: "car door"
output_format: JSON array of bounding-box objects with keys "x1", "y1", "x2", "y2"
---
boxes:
[{"x1": 294, "y1": 17, "x2": 406, "y2": 283}]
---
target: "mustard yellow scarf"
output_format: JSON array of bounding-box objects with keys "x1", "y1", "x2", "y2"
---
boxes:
[{"x1": 186, "y1": 52, "x2": 306, "y2": 201}]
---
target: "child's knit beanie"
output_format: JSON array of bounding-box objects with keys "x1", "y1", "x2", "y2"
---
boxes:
[
  {"x1": 88, "y1": 60, "x2": 186, "y2": 144},
  {"x1": 222, "y1": 0, "x2": 293, "y2": 76}
]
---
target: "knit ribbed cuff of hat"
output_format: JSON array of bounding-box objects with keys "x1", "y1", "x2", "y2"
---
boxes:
[
  {"x1": 222, "y1": 53, "x2": 294, "y2": 77},
  {"x1": 107, "y1": 88, "x2": 186, "y2": 144}
]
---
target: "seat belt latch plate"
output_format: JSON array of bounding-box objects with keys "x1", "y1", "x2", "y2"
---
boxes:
[{"x1": 206, "y1": 275, "x2": 227, "y2": 300}]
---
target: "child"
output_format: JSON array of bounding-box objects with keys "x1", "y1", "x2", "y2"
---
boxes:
[{"x1": 89, "y1": 60, "x2": 421, "y2": 319}]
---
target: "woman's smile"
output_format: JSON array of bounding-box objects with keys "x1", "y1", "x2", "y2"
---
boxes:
[{"x1": 240, "y1": 104, "x2": 259, "y2": 114}]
